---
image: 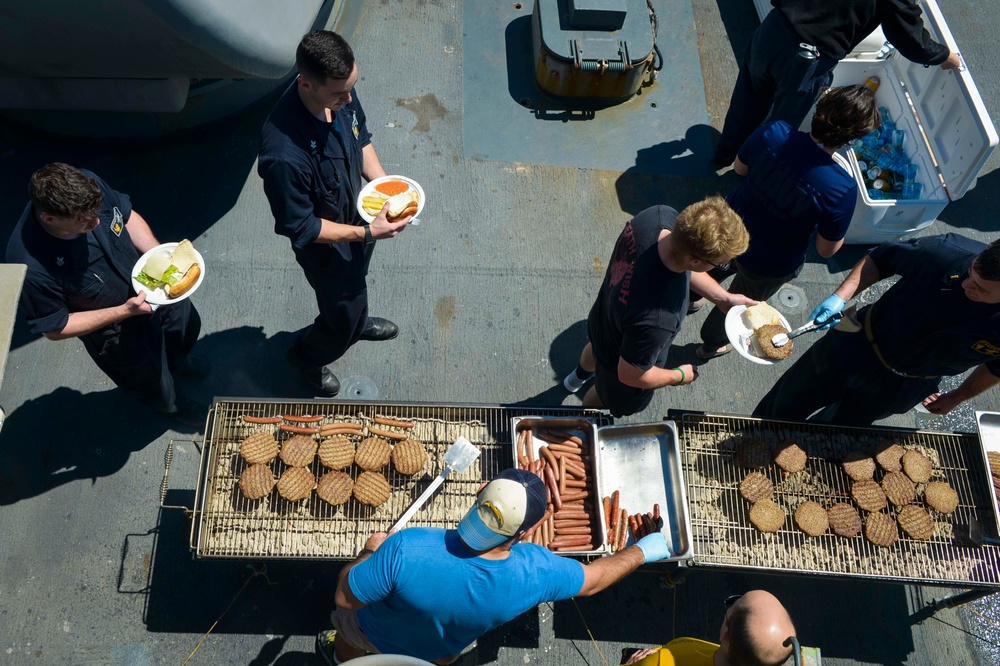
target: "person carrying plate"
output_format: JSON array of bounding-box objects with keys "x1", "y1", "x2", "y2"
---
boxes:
[
  {"x1": 5, "y1": 163, "x2": 207, "y2": 425},
  {"x1": 258, "y1": 30, "x2": 412, "y2": 396},
  {"x1": 694, "y1": 85, "x2": 879, "y2": 359},
  {"x1": 754, "y1": 234, "x2": 1000, "y2": 425},
  {"x1": 562, "y1": 199, "x2": 752, "y2": 417}
]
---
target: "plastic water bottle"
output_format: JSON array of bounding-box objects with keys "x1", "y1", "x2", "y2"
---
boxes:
[
  {"x1": 891, "y1": 129, "x2": 906, "y2": 150},
  {"x1": 903, "y1": 163, "x2": 919, "y2": 184},
  {"x1": 879, "y1": 106, "x2": 892, "y2": 126},
  {"x1": 901, "y1": 181, "x2": 923, "y2": 200},
  {"x1": 868, "y1": 188, "x2": 884, "y2": 200}
]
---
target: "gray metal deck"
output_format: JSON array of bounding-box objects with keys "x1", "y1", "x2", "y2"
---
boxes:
[{"x1": 1, "y1": 0, "x2": 1000, "y2": 664}]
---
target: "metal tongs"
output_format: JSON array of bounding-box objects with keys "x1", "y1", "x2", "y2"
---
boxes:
[
  {"x1": 391, "y1": 436, "x2": 481, "y2": 532},
  {"x1": 771, "y1": 312, "x2": 844, "y2": 348}
]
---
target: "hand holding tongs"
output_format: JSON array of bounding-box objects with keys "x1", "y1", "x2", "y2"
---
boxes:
[{"x1": 771, "y1": 312, "x2": 844, "y2": 348}]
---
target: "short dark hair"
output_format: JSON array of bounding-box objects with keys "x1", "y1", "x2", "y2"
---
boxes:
[
  {"x1": 973, "y1": 239, "x2": 1000, "y2": 281},
  {"x1": 811, "y1": 84, "x2": 880, "y2": 148},
  {"x1": 296, "y1": 30, "x2": 355, "y2": 83},
  {"x1": 727, "y1": 604, "x2": 794, "y2": 666},
  {"x1": 30, "y1": 163, "x2": 102, "y2": 218}
]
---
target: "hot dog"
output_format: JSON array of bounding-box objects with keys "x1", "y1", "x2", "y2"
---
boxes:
[
  {"x1": 373, "y1": 416, "x2": 414, "y2": 429},
  {"x1": 544, "y1": 465, "x2": 562, "y2": 512},
  {"x1": 553, "y1": 519, "x2": 591, "y2": 528},
  {"x1": 603, "y1": 496, "x2": 613, "y2": 532},
  {"x1": 616, "y1": 509, "x2": 629, "y2": 552},
  {"x1": 242, "y1": 415, "x2": 282, "y2": 424},
  {"x1": 549, "y1": 536, "x2": 592, "y2": 549},
  {"x1": 319, "y1": 425, "x2": 364, "y2": 436},
  {"x1": 280, "y1": 424, "x2": 320, "y2": 434},
  {"x1": 611, "y1": 490, "x2": 620, "y2": 529},
  {"x1": 367, "y1": 426, "x2": 409, "y2": 440},
  {"x1": 560, "y1": 490, "x2": 589, "y2": 503},
  {"x1": 283, "y1": 414, "x2": 324, "y2": 423},
  {"x1": 548, "y1": 429, "x2": 585, "y2": 447},
  {"x1": 167, "y1": 263, "x2": 201, "y2": 298},
  {"x1": 629, "y1": 514, "x2": 641, "y2": 540},
  {"x1": 538, "y1": 445, "x2": 559, "y2": 470},
  {"x1": 546, "y1": 443, "x2": 582, "y2": 455}
]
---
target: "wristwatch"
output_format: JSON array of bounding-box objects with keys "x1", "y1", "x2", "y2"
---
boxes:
[{"x1": 364, "y1": 224, "x2": 373, "y2": 243}]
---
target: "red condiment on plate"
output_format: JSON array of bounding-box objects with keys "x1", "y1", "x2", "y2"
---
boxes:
[{"x1": 374, "y1": 180, "x2": 409, "y2": 197}]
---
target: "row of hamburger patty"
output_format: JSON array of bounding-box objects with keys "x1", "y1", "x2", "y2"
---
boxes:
[
  {"x1": 735, "y1": 437, "x2": 960, "y2": 547},
  {"x1": 235, "y1": 431, "x2": 428, "y2": 507}
]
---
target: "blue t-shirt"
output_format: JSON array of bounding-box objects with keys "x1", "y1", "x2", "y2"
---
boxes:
[
  {"x1": 350, "y1": 528, "x2": 585, "y2": 661},
  {"x1": 728, "y1": 120, "x2": 856, "y2": 277}
]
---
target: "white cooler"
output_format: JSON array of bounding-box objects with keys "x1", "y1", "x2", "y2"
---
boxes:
[{"x1": 753, "y1": 0, "x2": 998, "y2": 244}]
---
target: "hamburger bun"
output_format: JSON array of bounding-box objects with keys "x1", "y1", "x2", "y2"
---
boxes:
[
  {"x1": 385, "y1": 191, "x2": 419, "y2": 222},
  {"x1": 745, "y1": 302, "x2": 782, "y2": 330}
]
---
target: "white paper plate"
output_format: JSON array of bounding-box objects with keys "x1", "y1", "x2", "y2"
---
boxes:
[
  {"x1": 356, "y1": 175, "x2": 425, "y2": 224},
  {"x1": 130, "y1": 242, "x2": 205, "y2": 305},
  {"x1": 724, "y1": 305, "x2": 794, "y2": 365}
]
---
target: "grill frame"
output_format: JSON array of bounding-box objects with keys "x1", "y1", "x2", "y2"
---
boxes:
[
  {"x1": 191, "y1": 398, "x2": 610, "y2": 560},
  {"x1": 676, "y1": 412, "x2": 1000, "y2": 588}
]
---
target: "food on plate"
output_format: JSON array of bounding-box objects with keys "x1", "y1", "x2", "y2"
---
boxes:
[
  {"x1": 842, "y1": 450, "x2": 876, "y2": 481},
  {"x1": 794, "y1": 501, "x2": 829, "y2": 536},
  {"x1": 354, "y1": 471, "x2": 392, "y2": 506},
  {"x1": 755, "y1": 323, "x2": 794, "y2": 360},
  {"x1": 356, "y1": 436, "x2": 392, "y2": 471},
  {"x1": 827, "y1": 503, "x2": 862, "y2": 537},
  {"x1": 361, "y1": 193, "x2": 389, "y2": 216},
  {"x1": 318, "y1": 436, "x2": 355, "y2": 470},
  {"x1": 749, "y1": 498, "x2": 785, "y2": 533},
  {"x1": 773, "y1": 442, "x2": 807, "y2": 473},
  {"x1": 881, "y1": 471, "x2": 916, "y2": 507},
  {"x1": 280, "y1": 435, "x2": 318, "y2": 467},
  {"x1": 745, "y1": 302, "x2": 783, "y2": 329},
  {"x1": 875, "y1": 441, "x2": 905, "y2": 472},
  {"x1": 391, "y1": 438, "x2": 428, "y2": 476},
  {"x1": 316, "y1": 471, "x2": 354, "y2": 506},
  {"x1": 902, "y1": 450, "x2": 932, "y2": 484},
  {"x1": 240, "y1": 432, "x2": 279, "y2": 465},
  {"x1": 374, "y1": 180, "x2": 411, "y2": 197},
  {"x1": 277, "y1": 466, "x2": 315, "y2": 501},
  {"x1": 897, "y1": 504, "x2": 935, "y2": 540},
  {"x1": 864, "y1": 512, "x2": 898, "y2": 548},
  {"x1": 134, "y1": 239, "x2": 201, "y2": 298},
  {"x1": 851, "y1": 479, "x2": 887, "y2": 512},
  {"x1": 385, "y1": 190, "x2": 419, "y2": 222},
  {"x1": 739, "y1": 471, "x2": 773, "y2": 502},
  {"x1": 924, "y1": 481, "x2": 959, "y2": 514},
  {"x1": 239, "y1": 464, "x2": 275, "y2": 500}
]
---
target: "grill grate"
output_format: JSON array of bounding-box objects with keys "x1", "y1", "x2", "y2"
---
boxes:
[
  {"x1": 192, "y1": 399, "x2": 608, "y2": 560},
  {"x1": 677, "y1": 413, "x2": 1000, "y2": 587}
]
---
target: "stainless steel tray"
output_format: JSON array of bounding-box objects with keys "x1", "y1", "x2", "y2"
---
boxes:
[
  {"x1": 975, "y1": 411, "x2": 1000, "y2": 537},
  {"x1": 511, "y1": 416, "x2": 608, "y2": 556},
  {"x1": 595, "y1": 420, "x2": 693, "y2": 561}
]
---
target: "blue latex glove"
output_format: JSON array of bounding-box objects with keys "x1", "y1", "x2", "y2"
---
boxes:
[
  {"x1": 636, "y1": 532, "x2": 672, "y2": 563},
  {"x1": 809, "y1": 294, "x2": 846, "y2": 330}
]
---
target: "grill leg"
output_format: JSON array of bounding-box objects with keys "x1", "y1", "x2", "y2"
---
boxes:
[
  {"x1": 909, "y1": 588, "x2": 997, "y2": 623},
  {"x1": 657, "y1": 563, "x2": 689, "y2": 589}
]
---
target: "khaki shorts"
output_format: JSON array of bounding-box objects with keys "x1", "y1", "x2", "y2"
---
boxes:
[{"x1": 330, "y1": 607, "x2": 381, "y2": 655}]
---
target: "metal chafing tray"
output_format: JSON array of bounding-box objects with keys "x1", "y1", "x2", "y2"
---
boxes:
[
  {"x1": 511, "y1": 416, "x2": 608, "y2": 556},
  {"x1": 595, "y1": 421, "x2": 693, "y2": 561},
  {"x1": 974, "y1": 411, "x2": 1000, "y2": 537}
]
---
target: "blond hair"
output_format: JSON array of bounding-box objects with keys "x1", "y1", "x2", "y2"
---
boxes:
[{"x1": 673, "y1": 196, "x2": 749, "y2": 262}]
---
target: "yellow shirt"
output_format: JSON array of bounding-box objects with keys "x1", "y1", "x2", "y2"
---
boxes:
[{"x1": 630, "y1": 637, "x2": 719, "y2": 666}]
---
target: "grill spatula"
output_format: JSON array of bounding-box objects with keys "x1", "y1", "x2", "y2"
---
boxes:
[
  {"x1": 771, "y1": 311, "x2": 844, "y2": 347},
  {"x1": 391, "y1": 436, "x2": 481, "y2": 532}
]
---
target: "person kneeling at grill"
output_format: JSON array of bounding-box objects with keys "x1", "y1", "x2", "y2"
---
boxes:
[
  {"x1": 316, "y1": 468, "x2": 674, "y2": 665},
  {"x1": 621, "y1": 590, "x2": 797, "y2": 666}
]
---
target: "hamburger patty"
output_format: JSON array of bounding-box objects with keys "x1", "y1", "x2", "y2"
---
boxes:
[
  {"x1": 827, "y1": 503, "x2": 862, "y2": 537},
  {"x1": 391, "y1": 438, "x2": 428, "y2": 476},
  {"x1": 238, "y1": 464, "x2": 275, "y2": 500},
  {"x1": 354, "y1": 471, "x2": 392, "y2": 507},
  {"x1": 316, "y1": 471, "x2": 354, "y2": 506},
  {"x1": 739, "y1": 472, "x2": 773, "y2": 503},
  {"x1": 749, "y1": 499, "x2": 785, "y2": 533},
  {"x1": 774, "y1": 443, "x2": 807, "y2": 473},
  {"x1": 794, "y1": 501, "x2": 829, "y2": 537},
  {"x1": 842, "y1": 451, "x2": 876, "y2": 481},
  {"x1": 864, "y1": 512, "x2": 898, "y2": 548},
  {"x1": 755, "y1": 324, "x2": 793, "y2": 361}
]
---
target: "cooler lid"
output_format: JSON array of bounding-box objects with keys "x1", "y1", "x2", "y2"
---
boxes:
[{"x1": 891, "y1": 0, "x2": 998, "y2": 200}]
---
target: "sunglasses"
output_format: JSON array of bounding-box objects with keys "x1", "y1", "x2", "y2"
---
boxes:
[
  {"x1": 724, "y1": 594, "x2": 742, "y2": 608},
  {"x1": 697, "y1": 255, "x2": 731, "y2": 271}
]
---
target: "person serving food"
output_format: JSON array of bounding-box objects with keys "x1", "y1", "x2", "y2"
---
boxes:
[{"x1": 5, "y1": 163, "x2": 208, "y2": 426}]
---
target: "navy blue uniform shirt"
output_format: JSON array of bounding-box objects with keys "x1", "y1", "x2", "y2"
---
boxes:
[
  {"x1": 5, "y1": 171, "x2": 136, "y2": 338},
  {"x1": 867, "y1": 234, "x2": 1000, "y2": 377},
  {"x1": 258, "y1": 81, "x2": 373, "y2": 293}
]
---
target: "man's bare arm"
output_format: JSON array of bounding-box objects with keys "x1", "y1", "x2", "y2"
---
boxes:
[{"x1": 44, "y1": 293, "x2": 153, "y2": 341}]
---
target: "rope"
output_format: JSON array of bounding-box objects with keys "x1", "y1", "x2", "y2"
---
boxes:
[
  {"x1": 181, "y1": 564, "x2": 273, "y2": 665},
  {"x1": 929, "y1": 615, "x2": 998, "y2": 647},
  {"x1": 570, "y1": 598, "x2": 611, "y2": 666}
]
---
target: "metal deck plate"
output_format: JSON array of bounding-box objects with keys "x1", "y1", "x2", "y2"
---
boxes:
[{"x1": 463, "y1": 0, "x2": 712, "y2": 174}]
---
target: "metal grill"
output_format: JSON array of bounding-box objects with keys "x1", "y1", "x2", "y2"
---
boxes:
[
  {"x1": 677, "y1": 413, "x2": 1000, "y2": 587},
  {"x1": 191, "y1": 399, "x2": 608, "y2": 560}
]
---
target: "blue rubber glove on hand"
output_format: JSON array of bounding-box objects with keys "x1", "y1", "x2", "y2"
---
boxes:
[
  {"x1": 809, "y1": 294, "x2": 846, "y2": 330},
  {"x1": 636, "y1": 532, "x2": 672, "y2": 563}
]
